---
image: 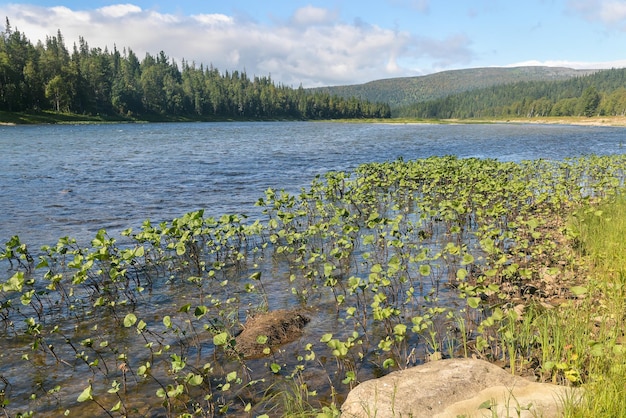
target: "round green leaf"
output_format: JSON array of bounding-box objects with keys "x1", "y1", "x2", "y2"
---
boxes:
[
  {"x1": 213, "y1": 332, "x2": 229, "y2": 346},
  {"x1": 123, "y1": 313, "x2": 137, "y2": 328},
  {"x1": 467, "y1": 297, "x2": 481, "y2": 309}
]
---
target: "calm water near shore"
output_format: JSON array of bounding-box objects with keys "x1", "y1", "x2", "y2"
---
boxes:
[{"x1": 1, "y1": 121, "x2": 625, "y2": 248}]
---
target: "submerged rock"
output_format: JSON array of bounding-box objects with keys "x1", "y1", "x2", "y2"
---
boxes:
[
  {"x1": 234, "y1": 309, "x2": 309, "y2": 359},
  {"x1": 341, "y1": 358, "x2": 580, "y2": 418}
]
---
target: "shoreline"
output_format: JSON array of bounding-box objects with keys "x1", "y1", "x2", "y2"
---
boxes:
[
  {"x1": 438, "y1": 116, "x2": 626, "y2": 127},
  {"x1": 331, "y1": 115, "x2": 626, "y2": 127},
  {"x1": 3, "y1": 110, "x2": 626, "y2": 127},
  {"x1": 480, "y1": 116, "x2": 626, "y2": 127}
]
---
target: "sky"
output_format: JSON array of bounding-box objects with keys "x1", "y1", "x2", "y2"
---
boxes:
[{"x1": 1, "y1": 1, "x2": 626, "y2": 87}]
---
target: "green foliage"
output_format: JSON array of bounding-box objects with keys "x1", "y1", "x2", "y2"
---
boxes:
[
  {"x1": 0, "y1": 20, "x2": 390, "y2": 121},
  {"x1": 396, "y1": 67, "x2": 626, "y2": 119},
  {"x1": 311, "y1": 66, "x2": 595, "y2": 109}
]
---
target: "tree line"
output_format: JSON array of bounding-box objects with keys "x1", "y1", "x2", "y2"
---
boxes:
[
  {"x1": 0, "y1": 20, "x2": 391, "y2": 120},
  {"x1": 395, "y1": 68, "x2": 626, "y2": 119}
]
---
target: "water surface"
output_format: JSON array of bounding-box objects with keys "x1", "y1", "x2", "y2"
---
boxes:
[{"x1": 1, "y1": 121, "x2": 624, "y2": 247}]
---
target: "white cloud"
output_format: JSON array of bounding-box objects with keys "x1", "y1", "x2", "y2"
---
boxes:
[
  {"x1": 0, "y1": 3, "x2": 474, "y2": 87},
  {"x1": 49, "y1": 6, "x2": 90, "y2": 22},
  {"x1": 192, "y1": 13, "x2": 234, "y2": 26},
  {"x1": 97, "y1": 4, "x2": 142, "y2": 18},
  {"x1": 290, "y1": 5, "x2": 336, "y2": 26},
  {"x1": 507, "y1": 59, "x2": 626, "y2": 70},
  {"x1": 568, "y1": 0, "x2": 626, "y2": 26}
]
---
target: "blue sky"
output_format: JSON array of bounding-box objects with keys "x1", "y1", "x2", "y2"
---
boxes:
[{"x1": 1, "y1": 1, "x2": 626, "y2": 87}]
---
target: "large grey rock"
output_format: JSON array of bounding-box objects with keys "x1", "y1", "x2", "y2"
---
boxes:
[{"x1": 341, "y1": 358, "x2": 580, "y2": 418}]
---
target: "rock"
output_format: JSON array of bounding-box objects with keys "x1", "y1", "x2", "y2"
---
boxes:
[
  {"x1": 341, "y1": 358, "x2": 580, "y2": 418},
  {"x1": 234, "y1": 309, "x2": 309, "y2": 359}
]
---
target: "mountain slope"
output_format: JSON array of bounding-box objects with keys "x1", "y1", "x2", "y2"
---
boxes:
[{"x1": 309, "y1": 66, "x2": 598, "y2": 108}]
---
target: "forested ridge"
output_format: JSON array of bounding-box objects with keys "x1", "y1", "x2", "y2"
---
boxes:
[
  {"x1": 310, "y1": 66, "x2": 597, "y2": 109},
  {"x1": 0, "y1": 21, "x2": 391, "y2": 121},
  {"x1": 395, "y1": 67, "x2": 626, "y2": 119}
]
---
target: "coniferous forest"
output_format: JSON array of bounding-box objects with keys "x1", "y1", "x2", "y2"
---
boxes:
[
  {"x1": 0, "y1": 21, "x2": 391, "y2": 120},
  {"x1": 393, "y1": 68, "x2": 626, "y2": 119}
]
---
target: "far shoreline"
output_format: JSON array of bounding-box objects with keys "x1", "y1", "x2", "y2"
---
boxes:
[
  {"x1": 3, "y1": 109, "x2": 626, "y2": 127},
  {"x1": 374, "y1": 115, "x2": 626, "y2": 127}
]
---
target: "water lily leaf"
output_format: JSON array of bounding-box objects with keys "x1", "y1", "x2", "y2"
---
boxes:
[
  {"x1": 382, "y1": 358, "x2": 396, "y2": 369},
  {"x1": 324, "y1": 262, "x2": 334, "y2": 277},
  {"x1": 393, "y1": 324, "x2": 407, "y2": 336},
  {"x1": 213, "y1": 332, "x2": 229, "y2": 346},
  {"x1": 461, "y1": 254, "x2": 474, "y2": 265},
  {"x1": 123, "y1": 313, "x2": 137, "y2": 328},
  {"x1": 194, "y1": 305, "x2": 208, "y2": 319},
  {"x1": 188, "y1": 374, "x2": 204, "y2": 386},
  {"x1": 110, "y1": 400, "x2": 121, "y2": 412},
  {"x1": 467, "y1": 297, "x2": 481, "y2": 309},
  {"x1": 77, "y1": 385, "x2": 93, "y2": 402}
]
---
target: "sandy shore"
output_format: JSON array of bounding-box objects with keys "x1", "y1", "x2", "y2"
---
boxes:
[{"x1": 455, "y1": 116, "x2": 626, "y2": 127}]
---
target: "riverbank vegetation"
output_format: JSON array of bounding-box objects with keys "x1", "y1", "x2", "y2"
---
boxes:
[
  {"x1": 2, "y1": 154, "x2": 626, "y2": 416},
  {"x1": 0, "y1": 21, "x2": 390, "y2": 123}
]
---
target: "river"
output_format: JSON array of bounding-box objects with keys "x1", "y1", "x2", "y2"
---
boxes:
[
  {"x1": 2, "y1": 121, "x2": 626, "y2": 416},
  {"x1": 1, "y1": 121, "x2": 625, "y2": 249}
]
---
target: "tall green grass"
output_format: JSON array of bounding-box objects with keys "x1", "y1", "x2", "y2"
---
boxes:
[
  {"x1": 561, "y1": 196, "x2": 626, "y2": 417},
  {"x1": 534, "y1": 197, "x2": 626, "y2": 418},
  {"x1": 484, "y1": 196, "x2": 626, "y2": 417}
]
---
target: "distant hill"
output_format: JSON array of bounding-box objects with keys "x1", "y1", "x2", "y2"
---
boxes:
[
  {"x1": 395, "y1": 66, "x2": 626, "y2": 119},
  {"x1": 309, "y1": 66, "x2": 598, "y2": 108}
]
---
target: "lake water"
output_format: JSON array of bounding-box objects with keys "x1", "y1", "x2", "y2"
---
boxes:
[
  {"x1": 1, "y1": 121, "x2": 625, "y2": 249},
  {"x1": 2, "y1": 121, "x2": 626, "y2": 416}
]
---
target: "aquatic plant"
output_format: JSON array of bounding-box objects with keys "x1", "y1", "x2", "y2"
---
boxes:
[{"x1": 1, "y1": 154, "x2": 626, "y2": 416}]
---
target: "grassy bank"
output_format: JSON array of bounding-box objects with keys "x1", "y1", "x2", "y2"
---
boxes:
[
  {"x1": 483, "y1": 195, "x2": 626, "y2": 417},
  {"x1": 562, "y1": 197, "x2": 626, "y2": 416},
  {"x1": 0, "y1": 110, "x2": 133, "y2": 124},
  {"x1": 0, "y1": 110, "x2": 310, "y2": 125}
]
